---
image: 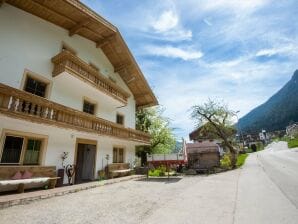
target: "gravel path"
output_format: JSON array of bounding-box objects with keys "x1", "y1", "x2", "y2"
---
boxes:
[
  {"x1": 2, "y1": 142, "x2": 297, "y2": 224},
  {"x1": 0, "y1": 171, "x2": 239, "y2": 224}
]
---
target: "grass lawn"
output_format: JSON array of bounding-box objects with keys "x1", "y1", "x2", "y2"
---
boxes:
[
  {"x1": 287, "y1": 138, "x2": 298, "y2": 148},
  {"x1": 236, "y1": 153, "x2": 249, "y2": 167}
]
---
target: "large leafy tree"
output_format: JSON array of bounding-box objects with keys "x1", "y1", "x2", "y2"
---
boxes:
[
  {"x1": 136, "y1": 106, "x2": 176, "y2": 165},
  {"x1": 191, "y1": 99, "x2": 237, "y2": 167}
]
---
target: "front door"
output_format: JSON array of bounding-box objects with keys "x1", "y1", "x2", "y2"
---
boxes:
[{"x1": 75, "y1": 143, "x2": 96, "y2": 184}]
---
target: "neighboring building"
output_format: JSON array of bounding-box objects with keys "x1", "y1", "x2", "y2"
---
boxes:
[
  {"x1": 186, "y1": 142, "x2": 221, "y2": 170},
  {"x1": 189, "y1": 125, "x2": 224, "y2": 154},
  {"x1": 286, "y1": 123, "x2": 298, "y2": 138},
  {"x1": 0, "y1": 1, "x2": 157, "y2": 184},
  {"x1": 189, "y1": 125, "x2": 222, "y2": 145}
]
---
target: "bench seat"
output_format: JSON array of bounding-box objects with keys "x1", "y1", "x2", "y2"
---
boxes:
[
  {"x1": 0, "y1": 166, "x2": 59, "y2": 193},
  {"x1": 106, "y1": 163, "x2": 132, "y2": 179},
  {"x1": 111, "y1": 169, "x2": 132, "y2": 173},
  {"x1": 0, "y1": 177, "x2": 60, "y2": 193}
]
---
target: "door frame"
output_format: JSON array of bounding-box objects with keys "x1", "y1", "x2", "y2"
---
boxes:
[{"x1": 73, "y1": 138, "x2": 97, "y2": 184}]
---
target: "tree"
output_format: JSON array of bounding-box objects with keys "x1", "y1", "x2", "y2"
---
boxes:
[
  {"x1": 191, "y1": 99, "x2": 237, "y2": 168},
  {"x1": 136, "y1": 106, "x2": 176, "y2": 165}
]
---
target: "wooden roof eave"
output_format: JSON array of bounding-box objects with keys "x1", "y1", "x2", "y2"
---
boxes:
[{"x1": 6, "y1": 0, "x2": 158, "y2": 107}]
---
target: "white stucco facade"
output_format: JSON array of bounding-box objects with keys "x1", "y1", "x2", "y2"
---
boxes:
[
  {"x1": 0, "y1": 115, "x2": 138, "y2": 183},
  {"x1": 0, "y1": 4, "x2": 144, "y2": 183},
  {"x1": 0, "y1": 4, "x2": 136, "y2": 128}
]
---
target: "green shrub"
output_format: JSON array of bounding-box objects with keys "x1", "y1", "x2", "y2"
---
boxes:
[
  {"x1": 288, "y1": 138, "x2": 298, "y2": 148},
  {"x1": 220, "y1": 154, "x2": 231, "y2": 169},
  {"x1": 236, "y1": 153, "x2": 248, "y2": 167},
  {"x1": 256, "y1": 142, "x2": 264, "y2": 151},
  {"x1": 148, "y1": 165, "x2": 167, "y2": 177}
]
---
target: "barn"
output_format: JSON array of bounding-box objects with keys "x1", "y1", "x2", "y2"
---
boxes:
[{"x1": 186, "y1": 141, "x2": 221, "y2": 171}]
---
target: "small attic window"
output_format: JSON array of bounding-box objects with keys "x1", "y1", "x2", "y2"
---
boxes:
[
  {"x1": 62, "y1": 43, "x2": 77, "y2": 55},
  {"x1": 89, "y1": 62, "x2": 99, "y2": 72}
]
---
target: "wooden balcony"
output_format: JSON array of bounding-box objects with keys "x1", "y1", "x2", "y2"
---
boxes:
[
  {"x1": 51, "y1": 51, "x2": 130, "y2": 105},
  {"x1": 0, "y1": 83, "x2": 150, "y2": 144}
]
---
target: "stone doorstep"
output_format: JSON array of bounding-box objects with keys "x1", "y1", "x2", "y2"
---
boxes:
[{"x1": 0, "y1": 175, "x2": 144, "y2": 210}]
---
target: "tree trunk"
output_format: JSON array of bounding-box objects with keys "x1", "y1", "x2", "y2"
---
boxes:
[{"x1": 222, "y1": 138, "x2": 237, "y2": 168}]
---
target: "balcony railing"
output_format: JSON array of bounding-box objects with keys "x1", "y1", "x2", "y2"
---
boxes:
[
  {"x1": 0, "y1": 83, "x2": 150, "y2": 144},
  {"x1": 51, "y1": 51, "x2": 130, "y2": 104}
]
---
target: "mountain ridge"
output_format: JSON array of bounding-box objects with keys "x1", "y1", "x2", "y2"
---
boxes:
[{"x1": 238, "y1": 70, "x2": 298, "y2": 133}]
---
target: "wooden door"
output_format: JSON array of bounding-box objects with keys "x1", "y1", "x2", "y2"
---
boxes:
[{"x1": 75, "y1": 143, "x2": 96, "y2": 184}]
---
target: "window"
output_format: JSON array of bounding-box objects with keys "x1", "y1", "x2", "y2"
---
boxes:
[
  {"x1": 116, "y1": 114, "x2": 124, "y2": 125},
  {"x1": 83, "y1": 100, "x2": 95, "y2": 115},
  {"x1": 113, "y1": 147, "x2": 124, "y2": 163},
  {"x1": 0, "y1": 135, "x2": 44, "y2": 165},
  {"x1": 24, "y1": 76, "x2": 47, "y2": 97},
  {"x1": 1, "y1": 136, "x2": 24, "y2": 164},
  {"x1": 23, "y1": 139, "x2": 42, "y2": 165}
]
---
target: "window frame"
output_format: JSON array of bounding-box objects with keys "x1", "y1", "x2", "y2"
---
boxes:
[
  {"x1": 0, "y1": 130, "x2": 48, "y2": 166},
  {"x1": 23, "y1": 138, "x2": 43, "y2": 165},
  {"x1": 116, "y1": 113, "x2": 125, "y2": 126},
  {"x1": 82, "y1": 98, "x2": 97, "y2": 115},
  {"x1": 112, "y1": 147, "x2": 125, "y2": 163},
  {"x1": 0, "y1": 135, "x2": 25, "y2": 164},
  {"x1": 21, "y1": 70, "x2": 52, "y2": 99}
]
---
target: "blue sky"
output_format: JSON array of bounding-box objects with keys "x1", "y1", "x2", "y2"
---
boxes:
[{"x1": 82, "y1": 0, "x2": 298, "y2": 140}]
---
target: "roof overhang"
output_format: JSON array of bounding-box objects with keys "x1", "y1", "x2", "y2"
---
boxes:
[{"x1": 5, "y1": 0, "x2": 158, "y2": 108}]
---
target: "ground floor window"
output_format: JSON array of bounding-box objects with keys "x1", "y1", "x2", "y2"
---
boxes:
[
  {"x1": 23, "y1": 139, "x2": 42, "y2": 165},
  {"x1": 1, "y1": 136, "x2": 24, "y2": 163},
  {"x1": 0, "y1": 134, "x2": 44, "y2": 165},
  {"x1": 113, "y1": 147, "x2": 124, "y2": 163}
]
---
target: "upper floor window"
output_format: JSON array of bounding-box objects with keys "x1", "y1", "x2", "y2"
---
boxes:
[
  {"x1": 83, "y1": 100, "x2": 95, "y2": 115},
  {"x1": 24, "y1": 76, "x2": 47, "y2": 98},
  {"x1": 116, "y1": 113, "x2": 124, "y2": 125}
]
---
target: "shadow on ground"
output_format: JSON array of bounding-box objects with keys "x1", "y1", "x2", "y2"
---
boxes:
[{"x1": 135, "y1": 177, "x2": 183, "y2": 184}]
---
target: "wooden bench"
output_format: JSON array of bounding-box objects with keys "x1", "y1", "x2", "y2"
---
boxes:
[
  {"x1": 106, "y1": 163, "x2": 132, "y2": 179},
  {"x1": 0, "y1": 166, "x2": 59, "y2": 193}
]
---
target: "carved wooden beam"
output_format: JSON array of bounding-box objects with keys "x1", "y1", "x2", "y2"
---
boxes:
[
  {"x1": 96, "y1": 34, "x2": 115, "y2": 48},
  {"x1": 69, "y1": 20, "x2": 91, "y2": 36},
  {"x1": 30, "y1": 0, "x2": 104, "y2": 40},
  {"x1": 114, "y1": 62, "x2": 131, "y2": 73},
  {"x1": 134, "y1": 92, "x2": 149, "y2": 99}
]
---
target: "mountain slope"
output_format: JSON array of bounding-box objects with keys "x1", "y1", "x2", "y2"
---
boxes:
[{"x1": 238, "y1": 70, "x2": 298, "y2": 133}]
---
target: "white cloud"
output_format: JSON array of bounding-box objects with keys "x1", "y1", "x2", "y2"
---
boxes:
[
  {"x1": 152, "y1": 58, "x2": 293, "y2": 140},
  {"x1": 150, "y1": 9, "x2": 192, "y2": 41},
  {"x1": 203, "y1": 0, "x2": 269, "y2": 12},
  {"x1": 152, "y1": 10, "x2": 178, "y2": 32},
  {"x1": 255, "y1": 44, "x2": 297, "y2": 57},
  {"x1": 144, "y1": 45, "x2": 203, "y2": 61}
]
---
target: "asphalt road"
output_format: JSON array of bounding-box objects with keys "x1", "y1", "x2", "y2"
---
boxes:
[
  {"x1": 234, "y1": 141, "x2": 298, "y2": 224},
  {"x1": 0, "y1": 141, "x2": 297, "y2": 224}
]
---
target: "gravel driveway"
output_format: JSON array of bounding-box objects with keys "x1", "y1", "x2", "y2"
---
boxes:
[
  {"x1": 1, "y1": 142, "x2": 297, "y2": 224},
  {"x1": 0, "y1": 171, "x2": 239, "y2": 224}
]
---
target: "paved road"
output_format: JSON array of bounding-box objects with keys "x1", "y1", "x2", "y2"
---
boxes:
[
  {"x1": 234, "y1": 141, "x2": 298, "y2": 224},
  {"x1": 0, "y1": 141, "x2": 297, "y2": 224}
]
